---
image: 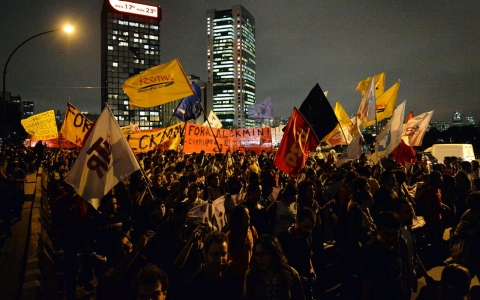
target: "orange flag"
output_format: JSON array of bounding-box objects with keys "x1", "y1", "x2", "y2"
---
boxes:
[{"x1": 274, "y1": 108, "x2": 319, "y2": 177}]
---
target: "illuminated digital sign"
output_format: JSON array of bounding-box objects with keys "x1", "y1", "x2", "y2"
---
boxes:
[{"x1": 109, "y1": 0, "x2": 159, "y2": 18}]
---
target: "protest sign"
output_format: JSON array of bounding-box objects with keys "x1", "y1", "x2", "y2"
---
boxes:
[
  {"x1": 125, "y1": 122, "x2": 184, "y2": 153},
  {"x1": 230, "y1": 127, "x2": 272, "y2": 153},
  {"x1": 183, "y1": 123, "x2": 273, "y2": 154},
  {"x1": 21, "y1": 110, "x2": 58, "y2": 140},
  {"x1": 183, "y1": 123, "x2": 230, "y2": 154}
]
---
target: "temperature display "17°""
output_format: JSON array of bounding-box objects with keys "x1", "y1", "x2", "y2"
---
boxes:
[{"x1": 109, "y1": 0, "x2": 158, "y2": 18}]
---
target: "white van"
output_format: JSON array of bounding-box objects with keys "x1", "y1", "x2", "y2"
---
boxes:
[{"x1": 423, "y1": 144, "x2": 475, "y2": 163}]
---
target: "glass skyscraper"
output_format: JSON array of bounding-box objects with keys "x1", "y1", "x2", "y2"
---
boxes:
[
  {"x1": 101, "y1": 0, "x2": 163, "y2": 129},
  {"x1": 207, "y1": 5, "x2": 256, "y2": 128}
]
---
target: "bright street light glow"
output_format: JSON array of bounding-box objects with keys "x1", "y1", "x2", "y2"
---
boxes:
[{"x1": 63, "y1": 25, "x2": 74, "y2": 34}]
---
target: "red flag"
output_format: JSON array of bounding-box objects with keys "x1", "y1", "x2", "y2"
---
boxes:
[
  {"x1": 274, "y1": 108, "x2": 319, "y2": 177},
  {"x1": 391, "y1": 140, "x2": 417, "y2": 167},
  {"x1": 406, "y1": 111, "x2": 414, "y2": 122},
  {"x1": 391, "y1": 111, "x2": 416, "y2": 166}
]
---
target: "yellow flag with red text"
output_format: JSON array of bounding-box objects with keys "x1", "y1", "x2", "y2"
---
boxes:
[{"x1": 123, "y1": 58, "x2": 194, "y2": 108}]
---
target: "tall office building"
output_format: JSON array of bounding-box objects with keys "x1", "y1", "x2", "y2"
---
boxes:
[
  {"x1": 101, "y1": 0, "x2": 163, "y2": 129},
  {"x1": 22, "y1": 101, "x2": 34, "y2": 118},
  {"x1": 207, "y1": 5, "x2": 256, "y2": 128}
]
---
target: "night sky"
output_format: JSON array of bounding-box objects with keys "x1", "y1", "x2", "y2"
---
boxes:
[{"x1": 1, "y1": 0, "x2": 480, "y2": 123}]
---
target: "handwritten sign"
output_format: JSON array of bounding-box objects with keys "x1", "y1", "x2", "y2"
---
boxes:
[
  {"x1": 126, "y1": 122, "x2": 184, "y2": 153},
  {"x1": 21, "y1": 110, "x2": 58, "y2": 141},
  {"x1": 183, "y1": 123, "x2": 273, "y2": 154},
  {"x1": 183, "y1": 123, "x2": 230, "y2": 154},
  {"x1": 230, "y1": 127, "x2": 272, "y2": 153}
]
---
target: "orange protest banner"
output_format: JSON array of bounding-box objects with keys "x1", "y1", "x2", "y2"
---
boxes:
[
  {"x1": 183, "y1": 123, "x2": 273, "y2": 154},
  {"x1": 183, "y1": 123, "x2": 230, "y2": 154},
  {"x1": 230, "y1": 127, "x2": 272, "y2": 153}
]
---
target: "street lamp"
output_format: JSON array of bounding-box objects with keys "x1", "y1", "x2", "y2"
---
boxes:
[{"x1": 2, "y1": 25, "x2": 74, "y2": 155}]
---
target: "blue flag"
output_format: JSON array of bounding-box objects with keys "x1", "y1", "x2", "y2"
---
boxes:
[
  {"x1": 248, "y1": 96, "x2": 274, "y2": 119},
  {"x1": 174, "y1": 82, "x2": 202, "y2": 121}
]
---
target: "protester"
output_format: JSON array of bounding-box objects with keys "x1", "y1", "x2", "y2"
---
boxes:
[
  {"x1": 416, "y1": 263, "x2": 471, "y2": 300},
  {"x1": 278, "y1": 207, "x2": 317, "y2": 299},
  {"x1": 360, "y1": 211, "x2": 405, "y2": 300},
  {"x1": 187, "y1": 230, "x2": 240, "y2": 300},
  {"x1": 201, "y1": 172, "x2": 224, "y2": 201},
  {"x1": 267, "y1": 184, "x2": 299, "y2": 236},
  {"x1": 450, "y1": 191, "x2": 480, "y2": 279},
  {"x1": 28, "y1": 140, "x2": 480, "y2": 300},
  {"x1": 239, "y1": 181, "x2": 268, "y2": 235},
  {"x1": 133, "y1": 264, "x2": 169, "y2": 300},
  {"x1": 95, "y1": 230, "x2": 154, "y2": 299},
  {"x1": 225, "y1": 205, "x2": 258, "y2": 297},
  {"x1": 244, "y1": 234, "x2": 306, "y2": 300}
]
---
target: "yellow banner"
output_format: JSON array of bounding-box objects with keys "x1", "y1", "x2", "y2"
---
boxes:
[
  {"x1": 60, "y1": 102, "x2": 93, "y2": 146},
  {"x1": 21, "y1": 110, "x2": 58, "y2": 140},
  {"x1": 125, "y1": 122, "x2": 185, "y2": 153},
  {"x1": 123, "y1": 58, "x2": 194, "y2": 108}
]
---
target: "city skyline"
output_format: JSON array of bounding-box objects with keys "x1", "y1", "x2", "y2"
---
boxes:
[{"x1": 1, "y1": 1, "x2": 480, "y2": 124}]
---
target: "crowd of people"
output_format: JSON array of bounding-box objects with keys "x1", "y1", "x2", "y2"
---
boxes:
[{"x1": 1, "y1": 142, "x2": 480, "y2": 300}]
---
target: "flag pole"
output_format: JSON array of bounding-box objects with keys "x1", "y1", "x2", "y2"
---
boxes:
[
  {"x1": 155, "y1": 59, "x2": 195, "y2": 148},
  {"x1": 198, "y1": 101, "x2": 223, "y2": 154},
  {"x1": 332, "y1": 101, "x2": 349, "y2": 146},
  {"x1": 188, "y1": 83, "x2": 223, "y2": 153},
  {"x1": 337, "y1": 122, "x2": 350, "y2": 146},
  {"x1": 178, "y1": 120, "x2": 188, "y2": 151},
  {"x1": 107, "y1": 102, "x2": 157, "y2": 202},
  {"x1": 157, "y1": 98, "x2": 184, "y2": 147}
]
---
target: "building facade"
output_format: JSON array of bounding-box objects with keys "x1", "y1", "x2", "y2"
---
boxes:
[
  {"x1": 207, "y1": 5, "x2": 256, "y2": 128},
  {"x1": 22, "y1": 101, "x2": 34, "y2": 118},
  {"x1": 101, "y1": 0, "x2": 163, "y2": 129},
  {"x1": 452, "y1": 111, "x2": 463, "y2": 126}
]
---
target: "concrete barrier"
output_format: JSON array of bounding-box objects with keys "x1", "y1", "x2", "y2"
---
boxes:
[{"x1": 21, "y1": 169, "x2": 44, "y2": 299}]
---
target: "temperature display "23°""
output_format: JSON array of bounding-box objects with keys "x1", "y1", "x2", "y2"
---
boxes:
[{"x1": 109, "y1": 0, "x2": 158, "y2": 18}]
